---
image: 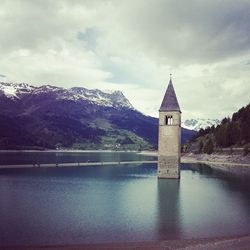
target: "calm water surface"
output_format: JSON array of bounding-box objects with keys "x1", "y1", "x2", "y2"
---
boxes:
[
  {"x1": 0, "y1": 151, "x2": 156, "y2": 165},
  {"x1": 0, "y1": 152, "x2": 250, "y2": 246}
]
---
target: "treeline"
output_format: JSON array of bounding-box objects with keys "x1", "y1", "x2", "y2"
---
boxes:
[{"x1": 190, "y1": 103, "x2": 250, "y2": 154}]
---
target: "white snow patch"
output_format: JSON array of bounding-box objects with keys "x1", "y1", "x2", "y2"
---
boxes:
[
  {"x1": 0, "y1": 82, "x2": 136, "y2": 110},
  {"x1": 103, "y1": 89, "x2": 116, "y2": 94},
  {"x1": 182, "y1": 118, "x2": 220, "y2": 131},
  {"x1": 0, "y1": 85, "x2": 18, "y2": 98}
]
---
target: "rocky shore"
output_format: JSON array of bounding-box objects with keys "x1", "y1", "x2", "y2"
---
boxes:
[
  {"x1": 2, "y1": 235, "x2": 250, "y2": 250},
  {"x1": 181, "y1": 152, "x2": 250, "y2": 176},
  {"x1": 139, "y1": 150, "x2": 250, "y2": 167},
  {"x1": 182, "y1": 152, "x2": 250, "y2": 166}
]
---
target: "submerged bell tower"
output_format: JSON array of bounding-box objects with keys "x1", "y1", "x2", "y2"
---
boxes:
[{"x1": 158, "y1": 76, "x2": 181, "y2": 179}]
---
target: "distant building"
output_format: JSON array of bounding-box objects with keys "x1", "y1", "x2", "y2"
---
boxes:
[{"x1": 158, "y1": 77, "x2": 181, "y2": 178}]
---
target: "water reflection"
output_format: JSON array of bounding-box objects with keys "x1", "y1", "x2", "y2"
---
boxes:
[
  {"x1": 157, "y1": 179, "x2": 181, "y2": 240},
  {"x1": 200, "y1": 164, "x2": 250, "y2": 208},
  {"x1": 189, "y1": 163, "x2": 250, "y2": 194},
  {"x1": 180, "y1": 163, "x2": 250, "y2": 238}
]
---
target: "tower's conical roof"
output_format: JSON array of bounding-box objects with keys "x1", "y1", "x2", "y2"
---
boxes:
[{"x1": 159, "y1": 78, "x2": 181, "y2": 112}]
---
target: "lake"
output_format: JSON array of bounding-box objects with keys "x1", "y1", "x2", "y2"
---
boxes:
[{"x1": 0, "y1": 151, "x2": 250, "y2": 246}]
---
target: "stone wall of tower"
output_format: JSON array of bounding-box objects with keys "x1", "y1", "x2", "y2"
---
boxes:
[{"x1": 158, "y1": 111, "x2": 181, "y2": 178}]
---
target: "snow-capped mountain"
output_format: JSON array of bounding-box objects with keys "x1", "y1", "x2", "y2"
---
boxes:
[
  {"x1": 0, "y1": 82, "x2": 34, "y2": 98},
  {"x1": 70, "y1": 87, "x2": 134, "y2": 109},
  {"x1": 0, "y1": 82, "x2": 134, "y2": 110},
  {"x1": 0, "y1": 81, "x2": 195, "y2": 150},
  {"x1": 182, "y1": 118, "x2": 220, "y2": 131}
]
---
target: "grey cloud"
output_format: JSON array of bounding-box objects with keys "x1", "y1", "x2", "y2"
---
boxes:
[
  {"x1": 78, "y1": 28, "x2": 99, "y2": 51},
  {"x1": 117, "y1": 0, "x2": 250, "y2": 64},
  {"x1": 0, "y1": 0, "x2": 249, "y2": 120},
  {"x1": 0, "y1": 0, "x2": 60, "y2": 51},
  {"x1": 3, "y1": 0, "x2": 250, "y2": 65},
  {"x1": 0, "y1": 0, "x2": 95, "y2": 53},
  {"x1": 0, "y1": 74, "x2": 6, "y2": 78}
]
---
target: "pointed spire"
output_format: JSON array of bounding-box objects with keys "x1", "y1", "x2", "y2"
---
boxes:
[{"x1": 159, "y1": 76, "x2": 181, "y2": 112}]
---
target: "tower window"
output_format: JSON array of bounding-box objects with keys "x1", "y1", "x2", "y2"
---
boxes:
[{"x1": 165, "y1": 115, "x2": 173, "y2": 125}]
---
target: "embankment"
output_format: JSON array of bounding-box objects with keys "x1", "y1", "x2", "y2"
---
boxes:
[{"x1": 182, "y1": 152, "x2": 250, "y2": 175}]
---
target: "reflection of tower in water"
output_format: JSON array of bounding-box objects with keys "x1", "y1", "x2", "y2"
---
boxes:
[{"x1": 157, "y1": 179, "x2": 181, "y2": 240}]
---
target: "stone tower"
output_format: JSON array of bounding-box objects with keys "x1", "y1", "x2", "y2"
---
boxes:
[{"x1": 158, "y1": 77, "x2": 181, "y2": 179}]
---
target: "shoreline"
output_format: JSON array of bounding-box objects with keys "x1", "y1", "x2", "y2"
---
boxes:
[
  {"x1": 1, "y1": 150, "x2": 250, "y2": 171},
  {"x1": 181, "y1": 153, "x2": 250, "y2": 169},
  {"x1": 181, "y1": 155, "x2": 250, "y2": 167},
  {"x1": 139, "y1": 150, "x2": 250, "y2": 167},
  {"x1": 2, "y1": 234, "x2": 250, "y2": 249},
  {"x1": 0, "y1": 149, "x2": 142, "y2": 153}
]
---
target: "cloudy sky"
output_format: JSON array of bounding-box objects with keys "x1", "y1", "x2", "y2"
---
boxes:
[{"x1": 0, "y1": 0, "x2": 250, "y2": 120}]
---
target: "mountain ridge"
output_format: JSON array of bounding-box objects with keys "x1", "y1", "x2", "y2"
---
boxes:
[
  {"x1": 182, "y1": 118, "x2": 220, "y2": 131},
  {"x1": 0, "y1": 81, "x2": 195, "y2": 150},
  {"x1": 0, "y1": 82, "x2": 134, "y2": 110}
]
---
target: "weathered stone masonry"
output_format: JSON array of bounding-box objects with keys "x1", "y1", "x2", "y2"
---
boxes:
[{"x1": 158, "y1": 78, "x2": 181, "y2": 179}]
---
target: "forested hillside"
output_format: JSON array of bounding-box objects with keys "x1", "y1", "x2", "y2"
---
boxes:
[{"x1": 188, "y1": 103, "x2": 250, "y2": 154}]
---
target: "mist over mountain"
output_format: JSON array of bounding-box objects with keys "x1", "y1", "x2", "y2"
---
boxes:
[{"x1": 0, "y1": 82, "x2": 195, "y2": 150}]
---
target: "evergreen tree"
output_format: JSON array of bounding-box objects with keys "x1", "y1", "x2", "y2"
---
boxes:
[
  {"x1": 203, "y1": 138, "x2": 214, "y2": 154},
  {"x1": 221, "y1": 117, "x2": 230, "y2": 124},
  {"x1": 230, "y1": 122, "x2": 240, "y2": 145},
  {"x1": 198, "y1": 140, "x2": 204, "y2": 153}
]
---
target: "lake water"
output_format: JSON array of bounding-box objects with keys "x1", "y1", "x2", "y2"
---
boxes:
[
  {"x1": 0, "y1": 152, "x2": 250, "y2": 246},
  {"x1": 0, "y1": 151, "x2": 157, "y2": 165}
]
